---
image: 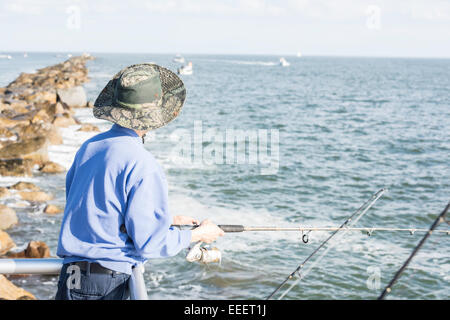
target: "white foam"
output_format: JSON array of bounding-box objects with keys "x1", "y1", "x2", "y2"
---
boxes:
[
  {"x1": 47, "y1": 109, "x2": 111, "y2": 169},
  {"x1": 224, "y1": 60, "x2": 277, "y2": 66},
  {"x1": 202, "y1": 58, "x2": 278, "y2": 66}
]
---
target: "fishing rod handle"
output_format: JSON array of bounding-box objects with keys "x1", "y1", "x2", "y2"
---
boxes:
[
  {"x1": 218, "y1": 225, "x2": 245, "y2": 232},
  {"x1": 171, "y1": 224, "x2": 245, "y2": 232}
]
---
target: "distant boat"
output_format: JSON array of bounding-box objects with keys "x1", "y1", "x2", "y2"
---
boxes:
[
  {"x1": 23, "y1": 53, "x2": 28, "y2": 58},
  {"x1": 173, "y1": 54, "x2": 185, "y2": 64},
  {"x1": 0, "y1": 54, "x2": 12, "y2": 60},
  {"x1": 279, "y1": 57, "x2": 290, "y2": 67},
  {"x1": 177, "y1": 62, "x2": 193, "y2": 75},
  {"x1": 296, "y1": 51, "x2": 302, "y2": 58},
  {"x1": 67, "y1": 53, "x2": 73, "y2": 58}
]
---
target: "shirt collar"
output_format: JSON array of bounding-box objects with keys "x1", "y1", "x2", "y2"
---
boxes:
[{"x1": 110, "y1": 124, "x2": 140, "y2": 138}]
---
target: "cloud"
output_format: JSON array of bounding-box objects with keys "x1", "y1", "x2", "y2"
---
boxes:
[
  {"x1": 4, "y1": 0, "x2": 43, "y2": 15},
  {"x1": 142, "y1": 0, "x2": 372, "y2": 20},
  {"x1": 410, "y1": 1, "x2": 450, "y2": 20},
  {"x1": 143, "y1": 0, "x2": 450, "y2": 22},
  {"x1": 144, "y1": 0, "x2": 286, "y2": 16},
  {"x1": 5, "y1": 0, "x2": 450, "y2": 21}
]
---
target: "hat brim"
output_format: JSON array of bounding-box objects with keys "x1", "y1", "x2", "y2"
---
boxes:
[{"x1": 93, "y1": 64, "x2": 186, "y2": 131}]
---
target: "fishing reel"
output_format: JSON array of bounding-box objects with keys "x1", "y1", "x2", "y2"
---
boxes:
[{"x1": 186, "y1": 242, "x2": 222, "y2": 264}]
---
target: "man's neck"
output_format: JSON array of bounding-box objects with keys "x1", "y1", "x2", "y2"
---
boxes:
[{"x1": 134, "y1": 130, "x2": 148, "y2": 137}]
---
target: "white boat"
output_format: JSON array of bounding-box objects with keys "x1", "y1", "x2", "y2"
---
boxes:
[
  {"x1": 173, "y1": 54, "x2": 185, "y2": 64},
  {"x1": 0, "y1": 54, "x2": 12, "y2": 59},
  {"x1": 177, "y1": 62, "x2": 193, "y2": 75},
  {"x1": 296, "y1": 51, "x2": 302, "y2": 57},
  {"x1": 24, "y1": 53, "x2": 28, "y2": 58},
  {"x1": 279, "y1": 57, "x2": 290, "y2": 67}
]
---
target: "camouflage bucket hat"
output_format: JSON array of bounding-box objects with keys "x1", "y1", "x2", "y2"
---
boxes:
[{"x1": 93, "y1": 63, "x2": 186, "y2": 130}]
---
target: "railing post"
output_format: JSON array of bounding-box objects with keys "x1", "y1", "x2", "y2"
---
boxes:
[
  {"x1": 129, "y1": 264, "x2": 148, "y2": 300},
  {"x1": 0, "y1": 258, "x2": 63, "y2": 274}
]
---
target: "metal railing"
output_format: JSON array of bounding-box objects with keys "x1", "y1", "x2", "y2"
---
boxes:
[{"x1": 0, "y1": 258, "x2": 148, "y2": 300}]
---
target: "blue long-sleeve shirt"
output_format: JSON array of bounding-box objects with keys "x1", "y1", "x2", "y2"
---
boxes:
[{"x1": 56, "y1": 124, "x2": 191, "y2": 274}]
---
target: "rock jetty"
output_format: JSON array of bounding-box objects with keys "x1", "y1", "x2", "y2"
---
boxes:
[
  {"x1": 0, "y1": 54, "x2": 94, "y2": 177},
  {"x1": 0, "y1": 54, "x2": 95, "y2": 299}
]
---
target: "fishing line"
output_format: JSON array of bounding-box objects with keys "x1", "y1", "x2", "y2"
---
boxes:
[
  {"x1": 172, "y1": 190, "x2": 450, "y2": 299},
  {"x1": 378, "y1": 201, "x2": 450, "y2": 299},
  {"x1": 174, "y1": 226, "x2": 450, "y2": 235},
  {"x1": 211, "y1": 226, "x2": 450, "y2": 235},
  {"x1": 265, "y1": 188, "x2": 387, "y2": 300}
]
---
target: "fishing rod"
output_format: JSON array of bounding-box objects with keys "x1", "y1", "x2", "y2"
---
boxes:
[
  {"x1": 174, "y1": 225, "x2": 450, "y2": 236},
  {"x1": 265, "y1": 188, "x2": 387, "y2": 299},
  {"x1": 378, "y1": 201, "x2": 450, "y2": 300},
  {"x1": 172, "y1": 189, "x2": 450, "y2": 299}
]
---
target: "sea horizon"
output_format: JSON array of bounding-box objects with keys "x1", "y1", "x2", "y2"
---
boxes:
[{"x1": 1, "y1": 51, "x2": 450, "y2": 60}]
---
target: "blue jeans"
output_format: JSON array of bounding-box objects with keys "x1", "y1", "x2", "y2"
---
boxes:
[{"x1": 55, "y1": 263, "x2": 131, "y2": 300}]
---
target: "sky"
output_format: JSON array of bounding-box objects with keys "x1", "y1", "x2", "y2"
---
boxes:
[{"x1": 1, "y1": 0, "x2": 450, "y2": 57}]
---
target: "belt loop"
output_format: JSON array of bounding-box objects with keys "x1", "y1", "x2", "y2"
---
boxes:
[{"x1": 86, "y1": 262, "x2": 91, "y2": 276}]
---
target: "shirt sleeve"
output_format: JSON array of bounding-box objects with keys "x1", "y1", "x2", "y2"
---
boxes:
[{"x1": 123, "y1": 164, "x2": 191, "y2": 259}]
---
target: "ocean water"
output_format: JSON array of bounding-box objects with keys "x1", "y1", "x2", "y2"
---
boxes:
[{"x1": 0, "y1": 53, "x2": 449, "y2": 300}]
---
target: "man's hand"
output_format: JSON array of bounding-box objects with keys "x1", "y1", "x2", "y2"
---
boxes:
[
  {"x1": 173, "y1": 215, "x2": 199, "y2": 226},
  {"x1": 191, "y1": 219, "x2": 225, "y2": 243}
]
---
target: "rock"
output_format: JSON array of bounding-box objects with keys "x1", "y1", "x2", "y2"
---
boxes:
[
  {"x1": 0, "y1": 126, "x2": 14, "y2": 137},
  {"x1": 4, "y1": 99, "x2": 29, "y2": 111},
  {"x1": 77, "y1": 123, "x2": 99, "y2": 132},
  {"x1": 31, "y1": 109, "x2": 51, "y2": 123},
  {"x1": 47, "y1": 126, "x2": 63, "y2": 145},
  {"x1": 24, "y1": 90, "x2": 57, "y2": 104},
  {"x1": 0, "y1": 116, "x2": 29, "y2": 128},
  {"x1": 0, "y1": 230, "x2": 16, "y2": 255},
  {"x1": 0, "y1": 187, "x2": 10, "y2": 198},
  {"x1": 5, "y1": 104, "x2": 30, "y2": 115},
  {"x1": 57, "y1": 86, "x2": 87, "y2": 108},
  {"x1": 7, "y1": 56, "x2": 92, "y2": 93},
  {"x1": 47, "y1": 102, "x2": 67, "y2": 115},
  {"x1": 0, "y1": 136, "x2": 48, "y2": 166},
  {"x1": 0, "y1": 205, "x2": 17, "y2": 230},
  {"x1": 52, "y1": 113, "x2": 77, "y2": 127},
  {"x1": 81, "y1": 53, "x2": 94, "y2": 60},
  {"x1": 0, "y1": 55, "x2": 93, "y2": 180},
  {"x1": 39, "y1": 161, "x2": 65, "y2": 173},
  {"x1": 0, "y1": 275, "x2": 36, "y2": 300},
  {"x1": 44, "y1": 204, "x2": 62, "y2": 215},
  {"x1": 8, "y1": 181, "x2": 40, "y2": 191},
  {"x1": 7, "y1": 72, "x2": 33, "y2": 88},
  {"x1": 11, "y1": 123, "x2": 63, "y2": 145},
  {"x1": 7, "y1": 241, "x2": 50, "y2": 259},
  {"x1": 0, "y1": 103, "x2": 11, "y2": 113},
  {"x1": 0, "y1": 159, "x2": 33, "y2": 176},
  {"x1": 18, "y1": 191, "x2": 53, "y2": 202}
]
